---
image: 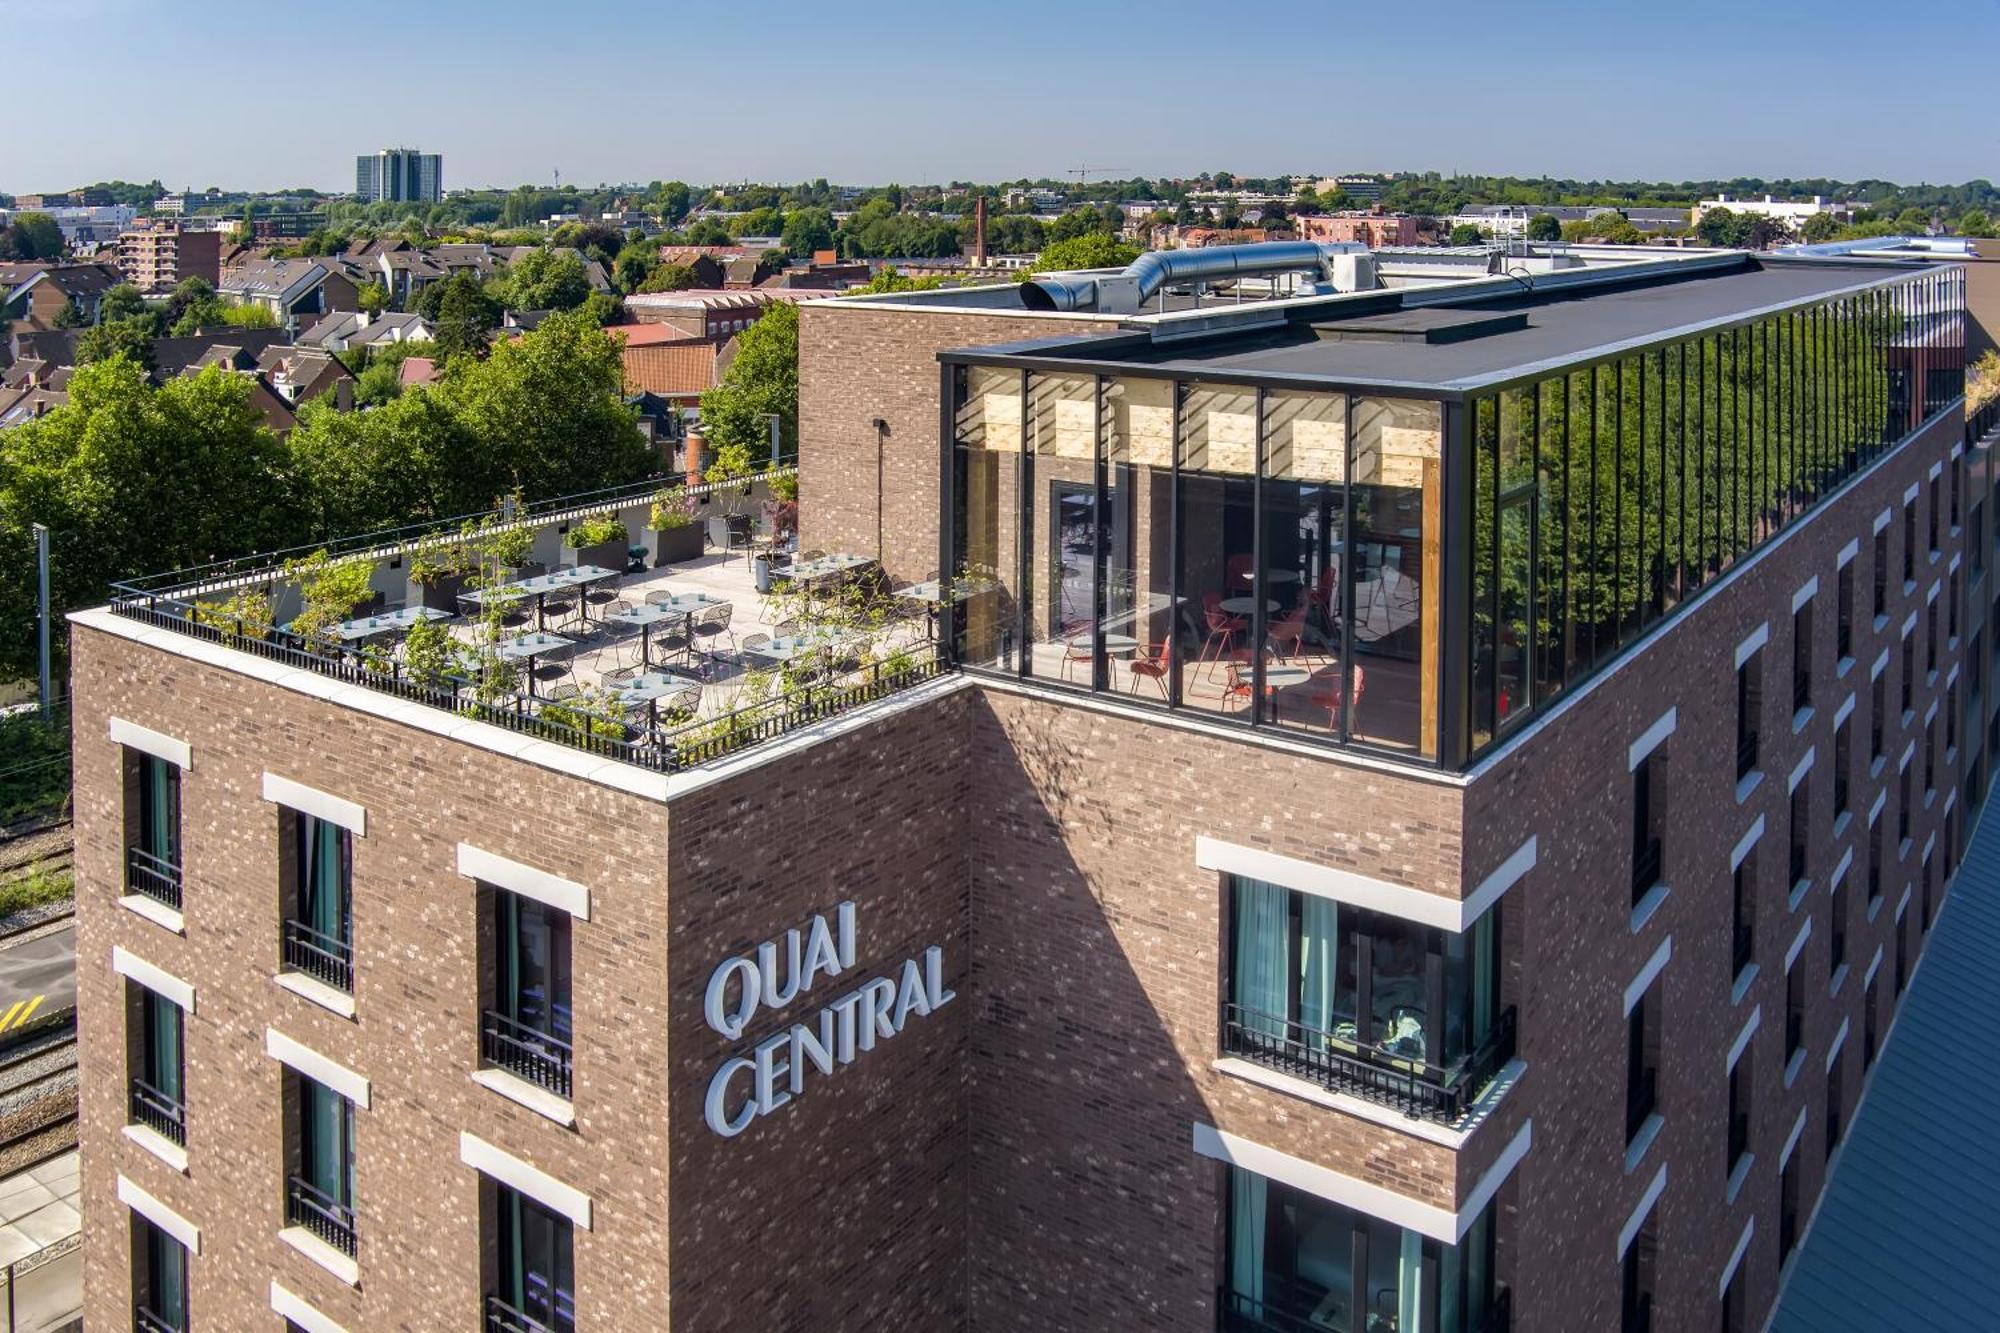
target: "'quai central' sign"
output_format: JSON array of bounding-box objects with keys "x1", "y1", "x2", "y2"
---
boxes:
[{"x1": 702, "y1": 902, "x2": 953, "y2": 1138}]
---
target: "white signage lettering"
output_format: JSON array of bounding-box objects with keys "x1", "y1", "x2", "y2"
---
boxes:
[{"x1": 702, "y1": 902, "x2": 953, "y2": 1138}]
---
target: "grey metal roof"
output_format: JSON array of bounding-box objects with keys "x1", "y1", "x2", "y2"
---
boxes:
[{"x1": 1770, "y1": 800, "x2": 2000, "y2": 1332}]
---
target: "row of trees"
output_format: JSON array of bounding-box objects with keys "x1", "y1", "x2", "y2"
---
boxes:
[{"x1": 0, "y1": 311, "x2": 657, "y2": 681}]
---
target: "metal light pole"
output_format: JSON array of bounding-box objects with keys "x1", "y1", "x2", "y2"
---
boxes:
[{"x1": 31, "y1": 523, "x2": 49, "y2": 720}]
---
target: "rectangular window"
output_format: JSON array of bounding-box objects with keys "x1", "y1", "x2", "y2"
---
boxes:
[
  {"x1": 1829, "y1": 875, "x2": 1848, "y2": 977},
  {"x1": 1835, "y1": 563, "x2": 1854, "y2": 661},
  {"x1": 1924, "y1": 718, "x2": 1936, "y2": 799},
  {"x1": 1225, "y1": 878, "x2": 1506, "y2": 1121},
  {"x1": 1789, "y1": 777, "x2": 1810, "y2": 889},
  {"x1": 1947, "y1": 681, "x2": 1960, "y2": 755},
  {"x1": 1722, "y1": 1265, "x2": 1747, "y2": 1333},
  {"x1": 1922, "y1": 849, "x2": 1936, "y2": 929},
  {"x1": 123, "y1": 751, "x2": 182, "y2": 910},
  {"x1": 281, "y1": 809, "x2": 353, "y2": 994},
  {"x1": 482, "y1": 888, "x2": 575, "y2": 1099},
  {"x1": 1864, "y1": 976, "x2": 1880, "y2": 1069},
  {"x1": 1825, "y1": 1054, "x2": 1844, "y2": 1161},
  {"x1": 1867, "y1": 815, "x2": 1884, "y2": 906},
  {"x1": 490, "y1": 1184, "x2": 576, "y2": 1333},
  {"x1": 1780, "y1": 1149, "x2": 1802, "y2": 1264},
  {"x1": 1633, "y1": 754, "x2": 1665, "y2": 905},
  {"x1": 1873, "y1": 528, "x2": 1889, "y2": 617},
  {"x1": 1929, "y1": 476, "x2": 1941, "y2": 555},
  {"x1": 127, "y1": 983, "x2": 184, "y2": 1147},
  {"x1": 1925, "y1": 603, "x2": 1937, "y2": 677},
  {"x1": 1627, "y1": 986, "x2": 1661, "y2": 1144},
  {"x1": 1904, "y1": 501, "x2": 1917, "y2": 584},
  {"x1": 1731, "y1": 853, "x2": 1756, "y2": 978},
  {"x1": 132, "y1": 1213, "x2": 189, "y2": 1332},
  {"x1": 1896, "y1": 908, "x2": 1911, "y2": 993},
  {"x1": 1899, "y1": 767, "x2": 1913, "y2": 845},
  {"x1": 1621, "y1": 1212, "x2": 1658, "y2": 1333},
  {"x1": 1792, "y1": 600, "x2": 1813, "y2": 713},
  {"x1": 1832, "y1": 718, "x2": 1851, "y2": 821},
  {"x1": 1785, "y1": 962, "x2": 1806, "y2": 1064},
  {"x1": 1951, "y1": 455, "x2": 1963, "y2": 530},
  {"x1": 286, "y1": 1072, "x2": 357, "y2": 1257},
  {"x1": 1727, "y1": 1045, "x2": 1753, "y2": 1176},
  {"x1": 1949, "y1": 569, "x2": 1961, "y2": 643},
  {"x1": 1736, "y1": 651, "x2": 1762, "y2": 780},
  {"x1": 1224, "y1": 1166, "x2": 1498, "y2": 1333},
  {"x1": 1901, "y1": 630, "x2": 1915, "y2": 716},
  {"x1": 1870, "y1": 673, "x2": 1886, "y2": 762},
  {"x1": 1972, "y1": 499, "x2": 1986, "y2": 577}
]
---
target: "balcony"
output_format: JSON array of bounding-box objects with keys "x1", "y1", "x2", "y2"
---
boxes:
[
  {"x1": 128, "y1": 1078, "x2": 184, "y2": 1146},
  {"x1": 482, "y1": 1009, "x2": 573, "y2": 1100},
  {"x1": 1221, "y1": 1280, "x2": 1511, "y2": 1333},
  {"x1": 486, "y1": 1293, "x2": 568, "y2": 1333},
  {"x1": 133, "y1": 1308, "x2": 183, "y2": 1333},
  {"x1": 1220, "y1": 1002, "x2": 1516, "y2": 1124},
  {"x1": 285, "y1": 1173, "x2": 356, "y2": 1258},
  {"x1": 282, "y1": 918, "x2": 353, "y2": 993},
  {"x1": 125, "y1": 846, "x2": 182, "y2": 911}
]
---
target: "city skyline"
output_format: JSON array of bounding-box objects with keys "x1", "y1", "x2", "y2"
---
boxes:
[{"x1": 4, "y1": 0, "x2": 1994, "y2": 194}]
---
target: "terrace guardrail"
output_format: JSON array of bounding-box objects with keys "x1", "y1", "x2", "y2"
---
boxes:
[
  {"x1": 482, "y1": 1010, "x2": 573, "y2": 1100},
  {"x1": 1220, "y1": 1002, "x2": 1516, "y2": 1124},
  {"x1": 125, "y1": 846, "x2": 182, "y2": 911}
]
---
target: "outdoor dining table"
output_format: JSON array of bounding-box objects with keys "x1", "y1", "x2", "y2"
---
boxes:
[
  {"x1": 331, "y1": 605, "x2": 452, "y2": 643},
  {"x1": 1219, "y1": 596, "x2": 1280, "y2": 617},
  {"x1": 464, "y1": 564, "x2": 620, "y2": 631},
  {"x1": 786, "y1": 553, "x2": 876, "y2": 589},
  {"x1": 1067, "y1": 633, "x2": 1140, "y2": 657},
  {"x1": 900, "y1": 577, "x2": 994, "y2": 640},
  {"x1": 494, "y1": 632, "x2": 574, "y2": 697},
  {"x1": 610, "y1": 671, "x2": 701, "y2": 726},
  {"x1": 741, "y1": 629, "x2": 853, "y2": 667},
  {"x1": 602, "y1": 595, "x2": 724, "y2": 667}
]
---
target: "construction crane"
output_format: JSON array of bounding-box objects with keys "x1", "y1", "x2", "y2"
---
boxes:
[{"x1": 1068, "y1": 165, "x2": 1128, "y2": 182}]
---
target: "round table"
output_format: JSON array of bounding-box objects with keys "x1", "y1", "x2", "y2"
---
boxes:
[
  {"x1": 1219, "y1": 597, "x2": 1279, "y2": 616},
  {"x1": 1261, "y1": 665, "x2": 1312, "y2": 688},
  {"x1": 1067, "y1": 634, "x2": 1139, "y2": 657},
  {"x1": 1240, "y1": 569, "x2": 1302, "y2": 584}
]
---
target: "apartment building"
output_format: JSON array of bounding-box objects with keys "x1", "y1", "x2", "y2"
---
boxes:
[
  {"x1": 116, "y1": 224, "x2": 223, "y2": 293},
  {"x1": 354, "y1": 148, "x2": 442, "y2": 205},
  {"x1": 71, "y1": 243, "x2": 1981, "y2": 1332}
]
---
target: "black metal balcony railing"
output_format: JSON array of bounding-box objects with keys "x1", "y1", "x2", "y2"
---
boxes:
[
  {"x1": 486, "y1": 1292, "x2": 570, "y2": 1333},
  {"x1": 1221, "y1": 1003, "x2": 1516, "y2": 1124},
  {"x1": 286, "y1": 1173, "x2": 356, "y2": 1257},
  {"x1": 1632, "y1": 838, "x2": 1663, "y2": 904},
  {"x1": 282, "y1": 917, "x2": 353, "y2": 993},
  {"x1": 125, "y1": 846, "x2": 183, "y2": 911},
  {"x1": 1736, "y1": 730, "x2": 1758, "y2": 780},
  {"x1": 482, "y1": 1009, "x2": 574, "y2": 1099},
  {"x1": 128, "y1": 1078, "x2": 185, "y2": 1146},
  {"x1": 133, "y1": 1306, "x2": 184, "y2": 1333},
  {"x1": 1221, "y1": 1280, "x2": 1511, "y2": 1333}
]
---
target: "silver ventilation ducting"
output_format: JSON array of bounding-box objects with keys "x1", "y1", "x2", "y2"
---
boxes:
[{"x1": 1020, "y1": 241, "x2": 1374, "y2": 314}]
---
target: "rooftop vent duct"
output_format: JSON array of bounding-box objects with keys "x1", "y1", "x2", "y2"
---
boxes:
[{"x1": 1020, "y1": 241, "x2": 1372, "y2": 314}]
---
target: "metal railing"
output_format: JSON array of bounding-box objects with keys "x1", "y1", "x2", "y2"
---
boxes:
[
  {"x1": 1221, "y1": 1003, "x2": 1516, "y2": 1124},
  {"x1": 134, "y1": 1307, "x2": 183, "y2": 1333},
  {"x1": 286, "y1": 1173, "x2": 356, "y2": 1257},
  {"x1": 129, "y1": 1078, "x2": 184, "y2": 1146},
  {"x1": 125, "y1": 846, "x2": 182, "y2": 911},
  {"x1": 482, "y1": 1010, "x2": 573, "y2": 1100},
  {"x1": 106, "y1": 592, "x2": 948, "y2": 777},
  {"x1": 485, "y1": 1293, "x2": 568, "y2": 1333},
  {"x1": 1221, "y1": 1281, "x2": 1510, "y2": 1333},
  {"x1": 282, "y1": 917, "x2": 352, "y2": 993}
]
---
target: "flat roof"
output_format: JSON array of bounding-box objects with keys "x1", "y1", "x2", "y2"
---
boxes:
[
  {"x1": 952, "y1": 256, "x2": 1931, "y2": 394},
  {"x1": 1769, "y1": 801, "x2": 2000, "y2": 1332}
]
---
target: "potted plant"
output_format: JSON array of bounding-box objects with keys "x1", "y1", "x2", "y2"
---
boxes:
[
  {"x1": 409, "y1": 535, "x2": 476, "y2": 612},
  {"x1": 563, "y1": 513, "x2": 629, "y2": 572},
  {"x1": 284, "y1": 550, "x2": 377, "y2": 650},
  {"x1": 649, "y1": 488, "x2": 703, "y2": 566}
]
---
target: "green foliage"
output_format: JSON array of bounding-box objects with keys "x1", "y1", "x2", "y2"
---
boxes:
[
  {"x1": 284, "y1": 549, "x2": 375, "y2": 647},
  {"x1": 577, "y1": 291, "x2": 622, "y2": 327},
  {"x1": 564, "y1": 514, "x2": 627, "y2": 548},
  {"x1": 1969, "y1": 350, "x2": 2000, "y2": 415},
  {"x1": 638, "y1": 263, "x2": 698, "y2": 293},
  {"x1": 0, "y1": 213, "x2": 63, "y2": 261},
  {"x1": 0, "y1": 708, "x2": 71, "y2": 826},
  {"x1": 354, "y1": 360, "x2": 403, "y2": 406},
  {"x1": 400, "y1": 614, "x2": 465, "y2": 688},
  {"x1": 1525, "y1": 213, "x2": 1563, "y2": 242},
  {"x1": 493, "y1": 247, "x2": 591, "y2": 312},
  {"x1": 427, "y1": 274, "x2": 500, "y2": 360},
  {"x1": 846, "y1": 266, "x2": 943, "y2": 294},
  {"x1": 1800, "y1": 212, "x2": 1842, "y2": 244},
  {"x1": 700, "y1": 302, "x2": 797, "y2": 474},
  {"x1": 1448, "y1": 224, "x2": 1486, "y2": 247},
  {"x1": 50, "y1": 298, "x2": 88, "y2": 329},
  {"x1": 357, "y1": 281, "x2": 389, "y2": 316},
  {"x1": 780, "y1": 207, "x2": 836, "y2": 258},
  {"x1": 1030, "y1": 233, "x2": 1140, "y2": 272},
  {"x1": 539, "y1": 686, "x2": 627, "y2": 741},
  {"x1": 649, "y1": 488, "x2": 697, "y2": 530},
  {"x1": 76, "y1": 320, "x2": 156, "y2": 369},
  {"x1": 768, "y1": 470, "x2": 798, "y2": 502},
  {"x1": 187, "y1": 587, "x2": 274, "y2": 641},
  {"x1": 100, "y1": 283, "x2": 149, "y2": 322},
  {"x1": 0, "y1": 867, "x2": 73, "y2": 920}
]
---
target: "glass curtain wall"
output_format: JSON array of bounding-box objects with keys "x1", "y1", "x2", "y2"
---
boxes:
[
  {"x1": 951, "y1": 366, "x2": 1442, "y2": 760},
  {"x1": 1469, "y1": 274, "x2": 1955, "y2": 757},
  {"x1": 1225, "y1": 1166, "x2": 1499, "y2": 1333}
]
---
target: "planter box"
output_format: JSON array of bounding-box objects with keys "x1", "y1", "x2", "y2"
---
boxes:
[
  {"x1": 414, "y1": 571, "x2": 468, "y2": 613},
  {"x1": 653, "y1": 523, "x2": 703, "y2": 566},
  {"x1": 569, "y1": 538, "x2": 627, "y2": 572}
]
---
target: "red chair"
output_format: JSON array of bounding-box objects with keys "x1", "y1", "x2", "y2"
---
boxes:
[
  {"x1": 1059, "y1": 635, "x2": 1091, "y2": 682},
  {"x1": 1129, "y1": 641, "x2": 1172, "y2": 698},
  {"x1": 1220, "y1": 660, "x2": 1255, "y2": 711},
  {"x1": 1200, "y1": 592, "x2": 1247, "y2": 676},
  {"x1": 1266, "y1": 606, "x2": 1309, "y2": 659},
  {"x1": 1308, "y1": 664, "x2": 1366, "y2": 733}
]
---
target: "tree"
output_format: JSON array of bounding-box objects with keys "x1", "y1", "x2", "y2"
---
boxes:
[
  {"x1": 638, "y1": 263, "x2": 698, "y2": 294},
  {"x1": 653, "y1": 181, "x2": 693, "y2": 225},
  {"x1": 1030, "y1": 233, "x2": 1140, "y2": 272},
  {"x1": 1800, "y1": 212, "x2": 1842, "y2": 244},
  {"x1": 683, "y1": 219, "x2": 732, "y2": 247},
  {"x1": 357, "y1": 282, "x2": 389, "y2": 316},
  {"x1": 700, "y1": 302, "x2": 798, "y2": 474},
  {"x1": 51, "y1": 299, "x2": 89, "y2": 329},
  {"x1": 493, "y1": 248, "x2": 590, "y2": 311},
  {"x1": 577, "y1": 291, "x2": 622, "y2": 327},
  {"x1": 780, "y1": 207, "x2": 836, "y2": 259},
  {"x1": 1449, "y1": 223, "x2": 1485, "y2": 247},
  {"x1": 353, "y1": 360, "x2": 403, "y2": 407},
  {"x1": 736, "y1": 206, "x2": 784, "y2": 238},
  {"x1": 0, "y1": 212, "x2": 64, "y2": 261},
  {"x1": 1745, "y1": 216, "x2": 1795, "y2": 250},
  {"x1": 844, "y1": 267, "x2": 944, "y2": 294},
  {"x1": 430, "y1": 274, "x2": 501, "y2": 361},
  {"x1": 1525, "y1": 213, "x2": 1562, "y2": 242},
  {"x1": 101, "y1": 283, "x2": 150, "y2": 323},
  {"x1": 1958, "y1": 208, "x2": 1993, "y2": 238},
  {"x1": 76, "y1": 320, "x2": 156, "y2": 370},
  {"x1": 1695, "y1": 206, "x2": 1750, "y2": 248}
]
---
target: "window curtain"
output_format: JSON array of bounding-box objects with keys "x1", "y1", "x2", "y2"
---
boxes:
[
  {"x1": 1298, "y1": 896, "x2": 1340, "y2": 1035},
  {"x1": 142, "y1": 757, "x2": 178, "y2": 865},
  {"x1": 1229, "y1": 1166, "x2": 1267, "y2": 1311},
  {"x1": 303, "y1": 1080, "x2": 351, "y2": 1208},
  {"x1": 1397, "y1": 1228, "x2": 1426, "y2": 1333},
  {"x1": 1472, "y1": 912, "x2": 1496, "y2": 1050},
  {"x1": 147, "y1": 994, "x2": 181, "y2": 1105},
  {"x1": 300, "y1": 815, "x2": 348, "y2": 945},
  {"x1": 147, "y1": 1224, "x2": 187, "y2": 1325},
  {"x1": 1233, "y1": 879, "x2": 1290, "y2": 1038}
]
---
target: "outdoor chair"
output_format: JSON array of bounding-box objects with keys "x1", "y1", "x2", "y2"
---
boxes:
[
  {"x1": 530, "y1": 644, "x2": 576, "y2": 694},
  {"x1": 541, "y1": 593, "x2": 582, "y2": 634},
  {"x1": 545, "y1": 682, "x2": 580, "y2": 702},
  {"x1": 1129, "y1": 642, "x2": 1172, "y2": 698},
  {"x1": 644, "y1": 588, "x2": 679, "y2": 607},
  {"x1": 601, "y1": 666, "x2": 639, "y2": 685},
  {"x1": 690, "y1": 605, "x2": 736, "y2": 669},
  {"x1": 585, "y1": 578, "x2": 621, "y2": 612},
  {"x1": 740, "y1": 633, "x2": 772, "y2": 661}
]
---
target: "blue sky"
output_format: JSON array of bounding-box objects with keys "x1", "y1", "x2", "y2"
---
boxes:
[{"x1": 6, "y1": 0, "x2": 1994, "y2": 192}]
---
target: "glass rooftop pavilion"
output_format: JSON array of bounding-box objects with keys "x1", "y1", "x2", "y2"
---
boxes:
[{"x1": 943, "y1": 253, "x2": 1966, "y2": 769}]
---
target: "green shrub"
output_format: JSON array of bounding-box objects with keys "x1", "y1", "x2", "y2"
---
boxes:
[{"x1": 563, "y1": 514, "x2": 627, "y2": 549}]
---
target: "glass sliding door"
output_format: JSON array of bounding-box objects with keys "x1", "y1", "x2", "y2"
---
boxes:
[
  {"x1": 139, "y1": 1215, "x2": 189, "y2": 1331},
  {"x1": 497, "y1": 1185, "x2": 575, "y2": 1333},
  {"x1": 1025, "y1": 372, "x2": 1097, "y2": 683}
]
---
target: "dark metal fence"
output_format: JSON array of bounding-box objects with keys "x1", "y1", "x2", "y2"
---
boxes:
[
  {"x1": 128, "y1": 1078, "x2": 184, "y2": 1146},
  {"x1": 1220, "y1": 1003, "x2": 1516, "y2": 1124},
  {"x1": 485, "y1": 1293, "x2": 566, "y2": 1333},
  {"x1": 1220, "y1": 1281, "x2": 1510, "y2": 1333},
  {"x1": 286, "y1": 1174, "x2": 356, "y2": 1257},
  {"x1": 482, "y1": 1010, "x2": 572, "y2": 1100},
  {"x1": 125, "y1": 847, "x2": 182, "y2": 911},
  {"x1": 282, "y1": 918, "x2": 353, "y2": 993}
]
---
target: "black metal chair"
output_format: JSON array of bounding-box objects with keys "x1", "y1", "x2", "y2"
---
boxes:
[
  {"x1": 690, "y1": 605, "x2": 735, "y2": 672},
  {"x1": 530, "y1": 644, "x2": 576, "y2": 695}
]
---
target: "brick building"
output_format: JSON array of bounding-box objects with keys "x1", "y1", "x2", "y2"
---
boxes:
[
  {"x1": 1295, "y1": 212, "x2": 1423, "y2": 248},
  {"x1": 69, "y1": 244, "x2": 1987, "y2": 1332},
  {"x1": 116, "y1": 224, "x2": 223, "y2": 293}
]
